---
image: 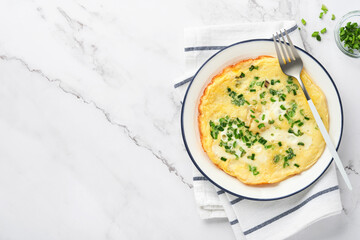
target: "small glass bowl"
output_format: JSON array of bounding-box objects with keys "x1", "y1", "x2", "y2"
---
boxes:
[{"x1": 334, "y1": 10, "x2": 360, "y2": 58}]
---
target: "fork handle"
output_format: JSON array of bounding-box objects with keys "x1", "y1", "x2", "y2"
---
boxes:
[
  {"x1": 307, "y1": 99, "x2": 352, "y2": 190},
  {"x1": 294, "y1": 74, "x2": 311, "y2": 101}
]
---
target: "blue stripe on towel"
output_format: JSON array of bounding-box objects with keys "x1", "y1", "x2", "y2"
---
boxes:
[
  {"x1": 230, "y1": 219, "x2": 239, "y2": 225},
  {"x1": 217, "y1": 190, "x2": 225, "y2": 195},
  {"x1": 185, "y1": 46, "x2": 225, "y2": 52},
  {"x1": 243, "y1": 185, "x2": 339, "y2": 235},
  {"x1": 286, "y1": 24, "x2": 298, "y2": 35},
  {"x1": 230, "y1": 197, "x2": 244, "y2": 205},
  {"x1": 174, "y1": 76, "x2": 193, "y2": 88},
  {"x1": 193, "y1": 176, "x2": 208, "y2": 181}
]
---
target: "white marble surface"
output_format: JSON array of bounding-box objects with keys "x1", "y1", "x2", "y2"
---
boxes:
[{"x1": 0, "y1": 0, "x2": 359, "y2": 239}]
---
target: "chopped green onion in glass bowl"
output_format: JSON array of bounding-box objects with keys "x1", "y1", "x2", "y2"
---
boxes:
[{"x1": 334, "y1": 10, "x2": 360, "y2": 58}]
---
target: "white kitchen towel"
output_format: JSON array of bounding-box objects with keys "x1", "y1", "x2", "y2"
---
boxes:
[{"x1": 175, "y1": 21, "x2": 342, "y2": 240}]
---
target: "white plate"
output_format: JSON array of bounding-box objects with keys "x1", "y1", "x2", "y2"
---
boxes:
[{"x1": 181, "y1": 39, "x2": 343, "y2": 200}]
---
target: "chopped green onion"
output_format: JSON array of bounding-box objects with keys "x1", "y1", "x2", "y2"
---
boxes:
[
  {"x1": 209, "y1": 120, "x2": 224, "y2": 139},
  {"x1": 214, "y1": 116, "x2": 268, "y2": 157},
  {"x1": 250, "y1": 109, "x2": 255, "y2": 113},
  {"x1": 248, "y1": 165, "x2": 259, "y2": 175},
  {"x1": 269, "y1": 89, "x2": 277, "y2": 95},
  {"x1": 321, "y1": 4, "x2": 328, "y2": 14},
  {"x1": 270, "y1": 97, "x2": 276, "y2": 102},
  {"x1": 312, "y1": 31, "x2": 321, "y2": 41},
  {"x1": 225, "y1": 149, "x2": 238, "y2": 159},
  {"x1": 278, "y1": 141, "x2": 282, "y2": 146},
  {"x1": 260, "y1": 91, "x2": 266, "y2": 99},
  {"x1": 319, "y1": 12, "x2": 324, "y2": 19},
  {"x1": 254, "y1": 76, "x2": 260, "y2": 80},
  {"x1": 250, "y1": 89, "x2": 256, "y2": 92},
  {"x1": 261, "y1": 101, "x2": 267, "y2": 105},
  {"x1": 339, "y1": 21, "x2": 360, "y2": 53},
  {"x1": 220, "y1": 157, "x2": 227, "y2": 161},
  {"x1": 271, "y1": 79, "x2": 280, "y2": 85},
  {"x1": 280, "y1": 105, "x2": 286, "y2": 110},
  {"x1": 311, "y1": 31, "x2": 321, "y2": 41},
  {"x1": 312, "y1": 31, "x2": 319, "y2": 37},
  {"x1": 331, "y1": 14, "x2": 335, "y2": 20},
  {"x1": 250, "y1": 114, "x2": 255, "y2": 118},
  {"x1": 283, "y1": 148, "x2": 296, "y2": 168},
  {"x1": 247, "y1": 153, "x2": 255, "y2": 160},
  {"x1": 258, "y1": 123, "x2": 265, "y2": 129},
  {"x1": 258, "y1": 137, "x2": 267, "y2": 145},
  {"x1": 268, "y1": 120, "x2": 275, "y2": 124},
  {"x1": 301, "y1": 18, "x2": 306, "y2": 25},
  {"x1": 249, "y1": 81, "x2": 256, "y2": 88},
  {"x1": 254, "y1": 119, "x2": 259, "y2": 123},
  {"x1": 284, "y1": 113, "x2": 290, "y2": 121},
  {"x1": 240, "y1": 147, "x2": 246, "y2": 157},
  {"x1": 228, "y1": 87, "x2": 249, "y2": 106},
  {"x1": 321, "y1": 28, "x2": 327, "y2": 34},
  {"x1": 294, "y1": 163, "x2": 300, "y2": 168},
  {"x1": 291, "y1": 120, "x2": 300, "y2": 128},
  {"x1": 288, "y1": 128, "x2": 304, "y2": 137},
  {"x1": 249, "y1": 65, "x2": 259, "y2": 71},
  {"x1": 298, "y1": 142, "x2": 305, "y2": 146},
  {"x1": 273, "y1": 155, "x2": 281, "y2": 163},
  {"x1": 262, "y1": 114, "x2": 265, "y2": 120}
]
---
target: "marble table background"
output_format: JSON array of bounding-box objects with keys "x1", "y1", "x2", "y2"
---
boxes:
[{"x1": 0, "y1": 0, "x2": 359, "y2": 239}]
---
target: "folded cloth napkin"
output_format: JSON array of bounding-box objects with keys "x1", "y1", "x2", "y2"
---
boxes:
[{"x1": 175, "y1": 21, "x2": 342, "y2": 240}]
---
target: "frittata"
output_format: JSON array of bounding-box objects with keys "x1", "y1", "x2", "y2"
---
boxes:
[{"x1": 198, "y1": 56, "x2": 329, "y2": 185}]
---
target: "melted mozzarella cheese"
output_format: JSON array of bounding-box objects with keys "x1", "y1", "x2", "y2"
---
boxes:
[{"x1": 260, "y1": 126, "x2": 312, "y2": 150}]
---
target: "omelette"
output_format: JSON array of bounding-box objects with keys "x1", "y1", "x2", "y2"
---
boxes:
[{"x1": 198, "y1": 56, "x2": 329, "y2": 185}]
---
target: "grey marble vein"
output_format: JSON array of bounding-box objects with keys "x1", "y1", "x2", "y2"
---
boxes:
[
  {"x1": 0, "y1": 54, "x2": 193, "y2": 189},
  {"x1": 248, "y1": 0, "x2": 266, "y2": 21},
  {"x1": 345, "y1": 160, "x2": 359, "y2": 175},
  {"x1": 57, "y1": 7, "x2": 86, "y2": 31},
  {"x1": 36, "y1": 7, "x2": 46, "y2": 20}
]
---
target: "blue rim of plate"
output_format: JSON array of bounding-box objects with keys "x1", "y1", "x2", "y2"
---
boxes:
[{"x1": 180, "y1": 38, "x2": 344, "y2": 201}]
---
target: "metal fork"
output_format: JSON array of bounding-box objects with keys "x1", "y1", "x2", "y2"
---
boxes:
[{"x1": 273, "y1": 29, "x2": 352, "y2": 190}]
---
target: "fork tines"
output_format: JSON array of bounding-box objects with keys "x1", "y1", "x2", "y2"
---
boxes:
[{"x1": 273, "y1": 29, "x2": 300, "y2": 65}]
